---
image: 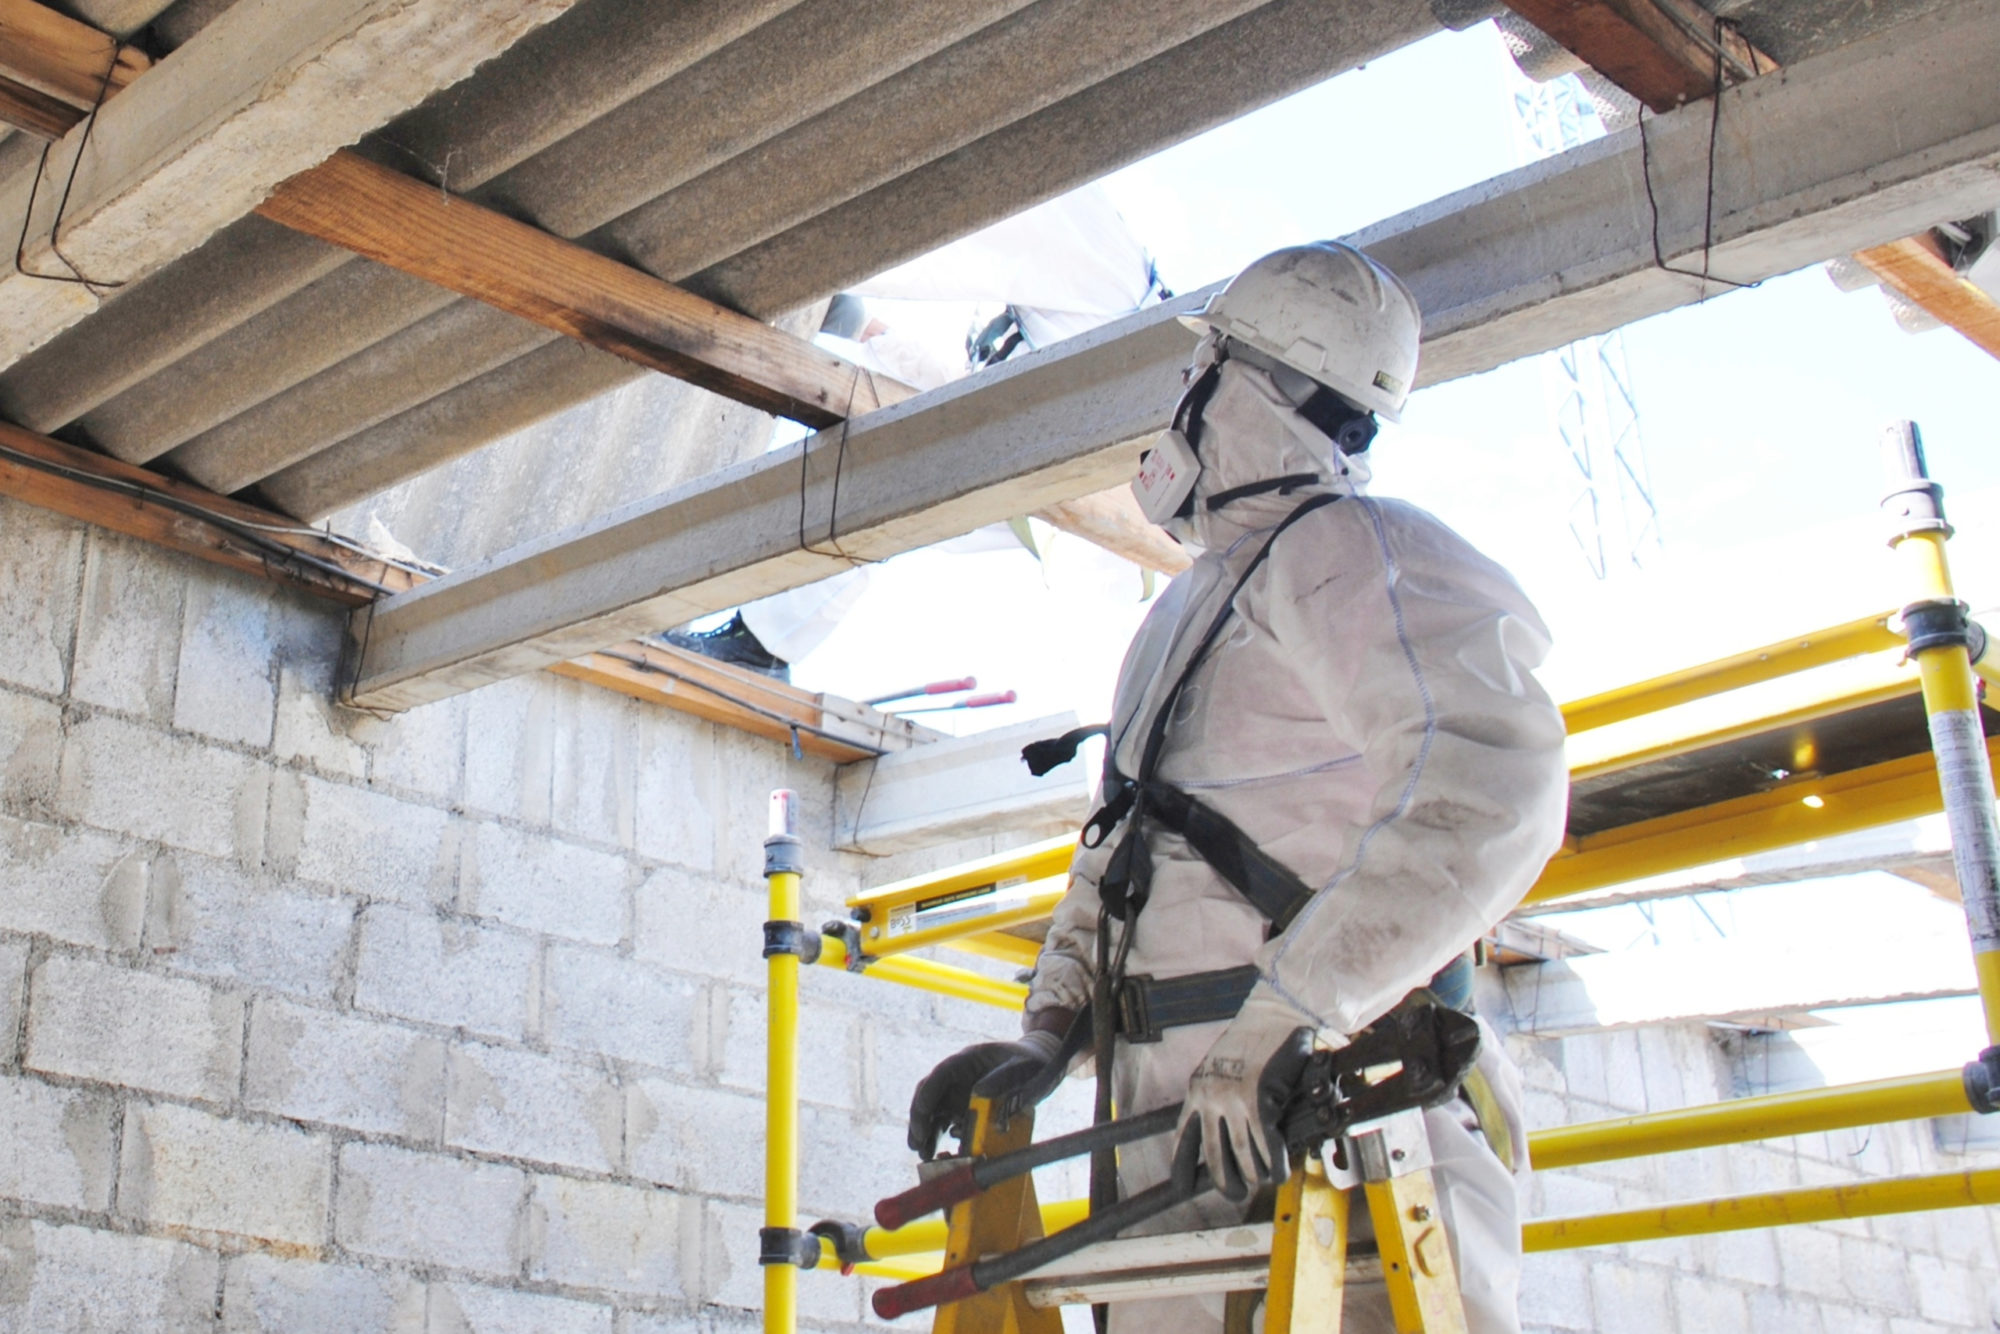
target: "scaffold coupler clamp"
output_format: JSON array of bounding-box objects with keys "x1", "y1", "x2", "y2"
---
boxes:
[
  {"x1": 1964, "y1": 1047, "x2": 2000, "y2": 1114},
  {"x1": 759, "y1": 1225, "x2": 824, "y2": 1270},
  {"x1": 763, "y1": 820, "x2": 819, "y2": 961},
  {"x1": 1897, "y1": 599, "x2": 1977, "y2": 659},
  {"x1": 807, "y1": 1219, "x2": 871, "y2": 1275},
  {"x1": 822, "y1": 918, "x2": 870, "y2": 972}
]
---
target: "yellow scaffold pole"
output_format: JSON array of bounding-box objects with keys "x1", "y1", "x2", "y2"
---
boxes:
[
  {"x1": 763, "y1": 790, "x2": 808, "y2": 1333},
  {"x1": 1880, "y1": 424, "x2": 2000, "y2": 1110}
]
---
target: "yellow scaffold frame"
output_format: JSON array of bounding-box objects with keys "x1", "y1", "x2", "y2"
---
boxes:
[{"x1": 757, "y1": 424, "x2": 2000, "y2": 1331}]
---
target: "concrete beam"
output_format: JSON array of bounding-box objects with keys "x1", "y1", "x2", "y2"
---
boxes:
[
  {"x1": 0, "y1": 0, "x2": 584, "y2": 368},
  {"x1": 833, "y1": 714, "x2": 1093, "y2": 855},
  {"x1": 345, "y1": 0, "x2": 2000, "y2": 711},
  {"x1": 1502, "y1": 927, "x2": 1977, "y2": 1036},
  {"x1": 344, "y1": 291, "x2": 1202, "y2": 709}
]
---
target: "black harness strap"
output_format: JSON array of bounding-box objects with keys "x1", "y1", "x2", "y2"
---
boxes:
[{"x1": 1086, "y1": 491, "x2": 1339, "y2": 924}]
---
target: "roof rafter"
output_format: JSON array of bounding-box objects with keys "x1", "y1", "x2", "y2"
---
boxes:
[
  {"x1": 256, "y1": 149, "x2": 917, "y2": 427},
  {"x1": 0, "y1": 0, "x2": 150, "y2": 138},
  {"x1": 1853, "y1": 233, "x2": 2000, "y2": 363}
]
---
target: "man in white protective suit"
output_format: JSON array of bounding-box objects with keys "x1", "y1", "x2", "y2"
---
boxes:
[{"x1": 905, "y1": 242, "x2": 1569, "y2": 1332}]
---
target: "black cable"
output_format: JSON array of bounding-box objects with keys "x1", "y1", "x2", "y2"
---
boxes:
[
  {"x1": 0, "y1": 438, "x2": 407, "y2": 595},
  {"x1": 14, "y1": 41, "x2": 130, "y2": 293},
  {"x1": 597, "y1": 648, "x2": 890, "y2": 756},
  {"x1": 1633, "y1": 16, "x2": 1760, "y2": 297},
  {"x1": 796, "y1": 365, "x2": 877, "y2": 568}
]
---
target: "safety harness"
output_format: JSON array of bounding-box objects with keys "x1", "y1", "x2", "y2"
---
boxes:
[{"x1": 1017, "y1": 486, "x2": 1504, "y2": 1215}]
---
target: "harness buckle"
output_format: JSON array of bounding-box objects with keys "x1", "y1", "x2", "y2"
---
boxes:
[{"x1": 1115, "y1": 974, "x2": 1162, "y2": 1044}]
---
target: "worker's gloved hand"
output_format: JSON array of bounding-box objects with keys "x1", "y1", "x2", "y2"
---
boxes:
[
  {"x1": 1173, "y1": 994, "x2": 1320, "y2": 1202},
  {"x1": 908, "y1": 1028, "x2": 1066, "y2": 1160}
]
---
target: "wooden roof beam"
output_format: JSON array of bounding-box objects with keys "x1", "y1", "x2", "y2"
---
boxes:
[
  {"x1": 257, "y1": 150, "x2": 916, "y2": 429},
  {"x1": 0, "y1": 0, "x2": 149, "y2": 138},
  {"x1": 0, "y1": 412, "x2": 925, "y2": 759},
  {"x1": 1853, "y1": 231, "x2": 2000, "y2": 363},
  {"x1": 0, "y1": 416, "x2": 420, "y2": 605},
  {"x1": 1499, "y1": 0, "x2": 1772, "y2": 112}
]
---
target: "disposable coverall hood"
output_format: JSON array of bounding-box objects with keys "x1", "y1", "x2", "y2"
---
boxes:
[{"x1": 1159, "y1": 354, "x2": 1372, "y2": 553}]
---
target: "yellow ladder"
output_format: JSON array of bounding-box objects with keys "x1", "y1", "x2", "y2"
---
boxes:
[{"x1": 932, "y1": 1102, "x2": 1468, "y2": 1334}]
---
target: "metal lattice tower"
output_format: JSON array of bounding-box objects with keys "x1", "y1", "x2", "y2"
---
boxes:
[{"x1": 1511, "y1": 73, "x2": 1661, "y2": 578}]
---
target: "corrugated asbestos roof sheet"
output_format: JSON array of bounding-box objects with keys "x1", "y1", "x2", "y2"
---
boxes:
[{"x1": 0, "y1": 0, "x2": 1949, "y2": 524}]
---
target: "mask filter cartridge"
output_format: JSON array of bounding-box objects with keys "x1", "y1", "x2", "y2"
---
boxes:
[{"x1": 1131, "y1": 427, "x2": 1201, "y2": 525}]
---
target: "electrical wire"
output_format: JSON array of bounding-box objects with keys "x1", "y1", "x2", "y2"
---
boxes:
[
  {"x1": 1633, "y1": 14, "x2": 1761, "y2": 297},
  {"x1": 0, "y1": 437, "x2": 416, "y2": 595},
  {"x1": 13, "y1": 40, "x2": 129, "y2": 293}
]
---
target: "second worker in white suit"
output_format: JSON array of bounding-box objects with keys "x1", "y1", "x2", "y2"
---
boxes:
[{"x1": 907, "y1": 242, "x2": 1569, "y2": 1332}]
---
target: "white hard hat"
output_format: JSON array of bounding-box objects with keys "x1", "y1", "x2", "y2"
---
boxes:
[{"x1": 1183, "y1": 242, "x2": 1421, "y2": 422}]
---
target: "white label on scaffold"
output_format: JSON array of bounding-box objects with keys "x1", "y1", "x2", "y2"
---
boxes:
[{"x1": 1928, "y1": 707, "x2": 2000, "y2": 948}]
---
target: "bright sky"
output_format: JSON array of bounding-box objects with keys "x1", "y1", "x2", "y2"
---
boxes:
[{"x1": 787, "y1": 25, "x2": 2000, "y2": 1085}]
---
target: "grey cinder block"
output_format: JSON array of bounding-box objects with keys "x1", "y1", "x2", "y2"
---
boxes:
[
  {"x1": 353, "y1": 904, "x2": 538, "y2": 1043},
  {"x1": 244, "y1": 998, "x2": 447, "y2": 1141},
  {"x1": 25, "y1": 953, "x2": 244, "y2": 1103},
  {"x1": 335, "y1": 1141, "x2": 526, "y2": 1278},
  {"x1": 118, "y1": 1101, "x2": 333, "y2": 1248}
]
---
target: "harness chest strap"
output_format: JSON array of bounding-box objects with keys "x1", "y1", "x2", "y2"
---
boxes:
[{"x1": 1084, "y1": 491, "x2": 1340, "y2": 922}]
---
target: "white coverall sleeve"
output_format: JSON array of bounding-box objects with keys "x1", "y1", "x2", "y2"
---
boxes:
[
  {"x1": 1252, "y1": 498, "x2": 1568, "y2": 1036},
  {"x1": 1023, "y1": 823, "x2": 1113, "y2": 1024}
]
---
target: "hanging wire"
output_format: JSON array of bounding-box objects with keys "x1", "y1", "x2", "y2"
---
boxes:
[
  {"x1": 1633, "y1": 15, "x2": 1763, "y2": 298},
  {"x1": 13, "y1": 40, "x2": 132, "y2": 293},
  {"x1": 795, "y1": 364, "x2": 882, "y2": 568}
]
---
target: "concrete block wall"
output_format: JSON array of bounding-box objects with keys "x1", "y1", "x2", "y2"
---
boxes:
[
  {"x1": 1490, "y1": 968, "x2": 2000, "y2": 1334},
  {"x1": 0, "y1": 498, "x2": 1024, "y2": 1332}
]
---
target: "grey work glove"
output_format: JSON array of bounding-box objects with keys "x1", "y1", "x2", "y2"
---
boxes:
[
  {"x1": 907, "y1": 1028, "x2": 1065, "y2": 1161},
  {"x1": 1173, "y1": 994, "x2": 1320, "y2": 1202}
]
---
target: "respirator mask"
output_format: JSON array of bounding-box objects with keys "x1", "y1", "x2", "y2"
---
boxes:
[
  {"x1": 1131, "y1": 352, "x2": 1223, "y2": 526},
  {"x1": 1132, "y1": 338, "x2": 1380, "y2": 527}
]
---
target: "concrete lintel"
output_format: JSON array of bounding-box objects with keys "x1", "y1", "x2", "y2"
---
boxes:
[
  {"x1": 346, "y1": 293, "x2": 1201, "y2": 710},
  {"x1": 833, "y1": 713, "x2": 1093, "y2": 856},
  {"x1": 0, "y1": 0, "x2": 586, "y2": 368},
  {"x1": 1502, "y1": 927, "x2": 1977, "y2": 1036},
  {"x1": 346, "y1": 0, "x2": 2000, "y2": 711}
]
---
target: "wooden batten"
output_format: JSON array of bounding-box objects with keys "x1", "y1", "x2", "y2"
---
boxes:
[
  {"x1": 0, "y1": 418, "x2": 420, "y2": 604},
  {"x1": 0, "y1": 0, "x2": 150, "y2": 137},
  {"x1": 256, "y1": 149, "x2": 915, "y2": 427}
]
